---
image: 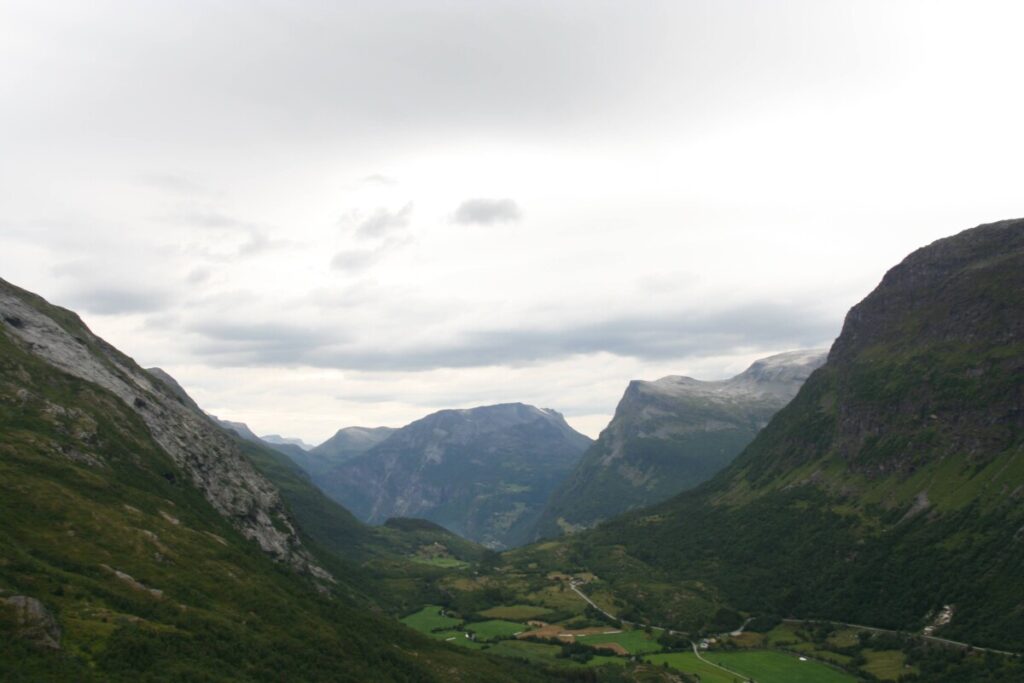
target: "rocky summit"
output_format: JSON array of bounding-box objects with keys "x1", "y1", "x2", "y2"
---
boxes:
[
  {"x1": 563, "y1": 218, "x2": 1024, "y2": 650},
  {"x1": 533, "y1": 349, "x2": 826, "y2": 539},
  {"x1": 308, "y1": 403, "x2": 592, "y2": 548}
]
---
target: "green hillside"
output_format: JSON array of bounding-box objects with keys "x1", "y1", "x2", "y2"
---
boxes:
[
  {"x1": 533, "y1": 351, "x2": 825, "y2": 540},
  {"x1": 566, "y1": 219, "x2": 1024, "y2": 650},
  {"x1": 0, "y1": 279, "x2": 582, "y2": 682}
]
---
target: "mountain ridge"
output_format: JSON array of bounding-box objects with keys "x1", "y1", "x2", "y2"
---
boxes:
[
  {"x1": 533, "y1": 349, "x2": 826, "y2": 538},
  {"x1": 311, "y1": 402, "x2": 592, "y2": 548},
  {"x1": 557, "y1": 218, "x2": 1024, "y2": 650}
]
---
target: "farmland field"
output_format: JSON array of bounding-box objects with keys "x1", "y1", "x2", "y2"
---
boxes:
[
  {"x1": 579, "y1": 628, "x2": 662, "y2": 654},
  {"x1": 479, "y1": 604, "x2": 552, "y2": 621},
  {"x1": 645, "y1": 652, "x2": 738, "y2": 683},
  {"x1": 708, "y1": 650, "x2": 856, "y2": 683},
  {"x1": 468, "y1": 619, "x2": 526, "y2": 640},
  {"x1": 400, "y1": 605, "x2": 461, "y2": 633},
  {"x1": 862, "y1": 649, "x2": 916, "y2": 680}
]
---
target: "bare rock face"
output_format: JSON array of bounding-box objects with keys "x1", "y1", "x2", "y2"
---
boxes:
[
  {"x1": 0, "y1": 280, "x2": 330, "y2": 581},
  {"x1": 313, "y1": 403, "x2": 592, "y2": 549},
  {"x1": 4, "y1": 596, "x2": 61, "y2": 650},
  {"x1": 532, "y1": 349, "x2": 827, "y2": 538}
]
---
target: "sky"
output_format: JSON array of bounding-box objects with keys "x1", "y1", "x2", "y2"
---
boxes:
[{"x1": 2, "y1": 1, "x2": 1022, "y2": 442}]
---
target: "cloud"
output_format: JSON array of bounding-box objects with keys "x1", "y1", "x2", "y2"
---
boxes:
[
  {"x1": 188, "y1": 320, "x2": 343, "y2": 365},
  {"x1": 452, "y1": 198, "x2": 522, "y2": 225},
  {"x1": 330, "y1": 249, "x2": 379, "y2": 272},
  {"x1": 361, "y1": 174, "x2": 398, "y2": 186},
  {"x1": 186, "y1": 267, "x2": 212, "y2": 284},
  {"x1": 356, "y1": 203, "x2": 413, "y2": 239},
  {"x1": 165, "y1": 209, "x2": 291, "y2": 258},
  {"x1": 137, "y1": 173, "x2": 216, "y2": 197},
  {"x1": 184, "y1": 300, "x2": 838, "y2": 371},
  {"x1": 330, "y1": 236, "x2": 413, "y2": 272},
  {"x1": 62, "y1": 286, "x2": 173, "y2": 315}
]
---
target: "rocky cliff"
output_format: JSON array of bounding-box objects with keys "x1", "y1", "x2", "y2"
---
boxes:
[
  {"x1": 312, "y1": 403, "x2": 592, "y2": 548},
  {"x1": 568, "y1": 218, "x2": 1024, "y2": 649},
  {"x1": 0, "y1": 279, "x2": 328, "y2": 579},
  {"x1": 533, "y1": 349, "x2": 825, "y2": 538}
]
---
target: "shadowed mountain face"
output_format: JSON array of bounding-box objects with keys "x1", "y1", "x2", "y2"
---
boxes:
[
  {"x1": 288, "y1": 426, "x2": 397, "y2": 477},
  {"x1": 532, "y1": 349, "x2": 826, "y2": 539},
  {"x1": 311, "y1": 404, "x2": 592, "y2": 549},
  {"x1": 559, "y1": 219, "x2": 1024, "y2": 650},
  {"x1": 0, "y1": 279, "x2": 566, "y2": 682}
]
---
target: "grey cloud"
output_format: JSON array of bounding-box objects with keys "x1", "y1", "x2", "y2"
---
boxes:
[
  {"x1": 172, "y1": 209, "x2": 254, "y2": 230},
  {"x1": 330, "y1": 249, "x2": 378, "y2": 272},
  {"x1": 188, "y1": 321, "x2": 344, "y2": 365},
  {"x1": 452, "y1": 198, "x2": 522, "y2": 225},
  {"x1": 167, "y1": 209, "x2": 290, "y2": 258},
  {"x1": 330, "y1": 236, "x2": 413, "y2": 272},
  {"x1": 361, "y1": 174, "x2": 398, "y2": 186},
  {"x1": 63, "y1": 286, "x2": 173, "y2": 315},
  {"x1": 186, "y1": 267, "x2": 212, "y2": 284},
  {"x1": 137, "y1": 173, "x2": 216, "y2": 196},
  {"x1": 185, "y1": 301, "x2": 838, "y2": 371},
  {"x1": 356, "y1": 203, "x2": 413, "y2": 239}
]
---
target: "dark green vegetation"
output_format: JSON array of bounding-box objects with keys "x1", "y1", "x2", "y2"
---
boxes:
[
  {"x1": 0, "y1": 279, "x2": 601, "y2": 682},
  {"x1": 512, "y1": 219, "x2": 1024, "y2": 662},
  {"x1": 309, "y1": 404, "x2": 593, "y2": 548},
  {"x1": 533, "y1": 350, "x2": 825, "y2": 539}
]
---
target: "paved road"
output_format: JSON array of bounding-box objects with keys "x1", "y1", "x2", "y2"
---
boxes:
[{"x1": 781, "y1": 618, "x2": 1019, "y2": 657}]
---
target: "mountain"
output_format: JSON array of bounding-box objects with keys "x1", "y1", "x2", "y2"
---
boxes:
[
  {"x1": 533, "y1": 349, "x2": 826, "y2": 539},
  {"x1": 200, "y1": 411, "x2": 317, "y2": 466},
  {"x1": 261, "y1": 434, "x2": 313, "y2": 450},
  {"x1": 553, "y1": 218, "x2": 1024, "y2": 650},
  {"x1": 210, "y1": 415, "x2": 263, "y2": 444},
  {"x1": 0, "y1": 278, "x2": 566, "y2": 682},
  {"x1": 312, "y1": 404, "x2": 592, "y2": 548},
  {"x1": 289, "y1": 426, "x2": 396, "y2": 477}
]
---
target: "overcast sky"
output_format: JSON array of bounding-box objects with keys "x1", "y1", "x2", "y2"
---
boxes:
[{"x1": 2, "y1": 1, "x2": 1022, "y2": 442}]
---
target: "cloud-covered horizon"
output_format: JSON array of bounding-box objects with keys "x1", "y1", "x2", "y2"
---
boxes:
[
  {"x1": 2, "y1": 1, "x2": 1022, "y2": 440},
  {"x1": 182, "y1": 300, "x2": 838, "y2": 372}
]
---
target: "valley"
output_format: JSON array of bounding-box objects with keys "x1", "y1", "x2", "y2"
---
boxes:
[{"x1": 3, "y1": 218, "x2": 1023, "y2": 683}]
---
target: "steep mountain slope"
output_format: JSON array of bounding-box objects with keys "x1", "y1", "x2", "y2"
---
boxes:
[
  {"x1": 261, "y1": 434, "x2": 313, "y2": 450},
  {"x1": 315, "y1": 404, "x2": 592, "y2": 548},
  {"x1": 0, "y1": 279, "x2": 570, "y2": 682},
  {"x1": 562, "y1": 218, "x2": 1024, "y2": 650},
  {"x1": 533, "y1": 350, "x2": 825, "y2": 539},
  {"x1": 291, "y1": 426, "x2": 395, "y2": 477}
]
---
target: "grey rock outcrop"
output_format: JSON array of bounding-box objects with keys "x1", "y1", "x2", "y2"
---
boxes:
[
  {"x1": 532, "y1": 349, "x2": 827, "y2": 538},
  {"x1": 0, "y1": 280, "x2": 330, "y2": 581},
  {"x1": 312, "y1": 404, "x2": 592, "y2": 548},
  {"x1": 4, "y1": 596, "x2": 61, "y2": 649}
]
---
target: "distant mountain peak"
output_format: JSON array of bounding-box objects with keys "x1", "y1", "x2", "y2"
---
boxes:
[
  {"x1": 532, "y1": 348, "x2": 826, "y2": 539},
  {"x1": 261, "y1": 434, "x2": 313, "y2": 450},
  {"x1": 305, "y1": 402, "x2": 592, "y2": 548}
]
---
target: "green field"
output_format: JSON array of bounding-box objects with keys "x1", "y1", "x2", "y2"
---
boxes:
[
  {"x1": 708, "y1": 650, "x2": 856, "y2": 683},
  {"x1": 585, "y1": 656, "x2": 629, "y2": 668},
  {"x1": 479, "y1": 604, "x2": 553, "y2": 621},
  {"x1": 862, "y1": 649, "x2": 916, "y2": 680},
  {"x1": 468, "y1": 619, "x2": 527, "y2": 640},
  {"x1": 483, "y1": 640, "x2": 565, "y2": 663},
  {"x1": 401, "y1": 605, "x2": 462, "y2": 633},
  {"x1": 579, "y1": 628, "x2": 663, "y2": 654},
  {"x1": 646, "y1": 652, "x2": 738, "y2": 683},
  {"x1": 412, "y1": 556, "x2": 470, "y2": 568},
  {"x1": 432, "y1": 630, "x2": 485, "y2": 649}
]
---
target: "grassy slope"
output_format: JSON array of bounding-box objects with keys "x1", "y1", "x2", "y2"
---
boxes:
[
  {"x1": 523, "y1": 221, "x2": 1024, "y2": 651},
  {"x1": 0, "y1": 308, "x2": 568, "y2": 682}
]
